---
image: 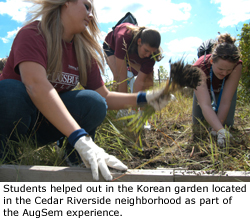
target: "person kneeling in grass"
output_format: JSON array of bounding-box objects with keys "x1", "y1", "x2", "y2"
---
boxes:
[
  {"x1": 0, "y1": 0, "x2": 173, "y2": 181},
  {"x1": 192, "y1": 33, "x2": 242, "y2": 147}
]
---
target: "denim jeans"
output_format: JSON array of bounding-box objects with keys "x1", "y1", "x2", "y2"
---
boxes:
[
  {"x1": 192, "y1": 90, "x2": 237, "y2": 127},
  {"x1": 0, "y1": 79, "x2": 107, "y2": 159}
]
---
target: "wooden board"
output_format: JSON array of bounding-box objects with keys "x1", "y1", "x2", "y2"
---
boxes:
[
  {"x1": 0, "y1": 165, "x2": 249, "y2": 182},
  {"x1": 173, "y1": 169, "x2": 250, "y2": 182}
]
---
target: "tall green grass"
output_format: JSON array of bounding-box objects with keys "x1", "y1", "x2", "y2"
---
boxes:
[{"x1": 1, "y1": 91, "x2": 249, "y2": 172}]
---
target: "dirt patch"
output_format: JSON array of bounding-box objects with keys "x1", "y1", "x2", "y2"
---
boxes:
[{"x1": 123, "y1": 108, "x2": 250, "y2": 171}]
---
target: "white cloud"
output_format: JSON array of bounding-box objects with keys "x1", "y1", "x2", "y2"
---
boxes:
[
  {"x1": 210, "y1": 0, "x2": 250, "y2": 27},
  {"x1": 100, "y1": 31, "x2": 108, "y2": 42},
  {"x1": 165, "y1": 37, "x2": 202, "y2": 53},
  {"x1": 164, "y1": 37, "x2": 203, "y2": 63},
  {"x1": 94, "y1": 0, "x2": 191, "y2": 28},
  {"x1": 0, "y1": 0, "x2": 31, "y2": 23},
  {"x1": 155, "y1": 25, "x2": 181, "y2": 34},
  {"x1": 1, "y1": 27, "x2": 20, "y2": 43},
  {"x1": 0, "y1": 0, "x2": 192, "y2": 32}
]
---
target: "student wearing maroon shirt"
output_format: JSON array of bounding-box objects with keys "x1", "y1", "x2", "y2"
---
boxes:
[
  {"x1": 0, "y1": 0, "x2": 172, "y2": 181},
  {"x1": 192, "y1": 33, "x2": 242, "y2": 147},
  {"x1": 103, "y1": 23, "x2": 163, "y2": 93}
]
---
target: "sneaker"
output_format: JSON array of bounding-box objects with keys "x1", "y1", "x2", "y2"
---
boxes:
[{"x1": 144, "y1": 121, "x2": 151, "y2": 130}]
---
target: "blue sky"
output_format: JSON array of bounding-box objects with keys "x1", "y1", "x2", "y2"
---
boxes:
[{"x1": 0, "y1": 0, "x2": 250, "y2": 78}]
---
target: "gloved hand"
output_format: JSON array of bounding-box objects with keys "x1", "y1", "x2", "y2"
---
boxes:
[
  {"x1": 217, "y1": 128, "x2": 232, "y2": 147},
  {"x1": 209, "y1": 129, "x2": 217, "y2": 137},
  {"x1": 68, "y1": 129, "x2": 128, "y2": 181},
  {"x1": 137, "y1": 88, "x2": 176, "y2": 111}
]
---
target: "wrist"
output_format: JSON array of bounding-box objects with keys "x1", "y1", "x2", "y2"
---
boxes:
[
  {"x1": 68, "y1": 128, "x2": 88, "y2": 147},
  {"x1": 137, "y1": 92, "x2": 147, "y2": 105},
  {"x1": 217, "y1": 128, "x2": 225, "y2": 133}
]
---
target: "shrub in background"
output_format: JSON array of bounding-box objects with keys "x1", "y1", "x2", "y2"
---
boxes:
[{"x1": 238, "y1": 23, "x2": 250, "y2": 103}]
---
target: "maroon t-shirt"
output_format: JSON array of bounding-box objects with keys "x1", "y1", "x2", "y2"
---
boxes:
[
  {"x1": 193, "y1": 54, "x2": 242, "y2": 94},
  {"x1": 0, "y1": 21, "x2": 104, "y2": 92},
  {"x1": 104, "y1": 23, "x2": 155, "y2": 76}
]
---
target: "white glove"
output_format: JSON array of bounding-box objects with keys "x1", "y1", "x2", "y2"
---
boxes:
[
  {"x1": 146, "y1": 88, "x2": 176, "y2": 111},
  {"x1": 74, "y1": 136, "x2": 128, "y2": 181},
  {"x1": 209, "y1": 130, "x2": 217, "y2": 137},
  {"x1": 217, "y1": 129, "x2": 232, "y2": 147}
]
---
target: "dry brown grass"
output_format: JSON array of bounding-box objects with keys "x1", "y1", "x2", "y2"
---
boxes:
[
  {"x1": 1, "y1": 90, "x2": 249, "y2": 173},
  {"x1": 99, "y1": 91, "x2": 250, "y2": 172}
]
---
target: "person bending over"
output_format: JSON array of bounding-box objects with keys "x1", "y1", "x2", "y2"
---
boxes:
[
  {"x1": 192, "y1": 33, "x2": 242, "y2": 147},
  {"x1": 103, "y1": 23, "x2": 163, "y2": 93}
]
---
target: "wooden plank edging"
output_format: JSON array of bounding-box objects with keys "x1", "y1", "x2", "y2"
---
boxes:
[{"x1": 0, "y1": 165, "x2": 249, "y2": 182}]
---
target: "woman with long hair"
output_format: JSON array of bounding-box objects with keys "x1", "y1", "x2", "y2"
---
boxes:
[
  {"x1": 0, "y1": 0, "x2": 171, "y2": 181},
  {"x1": 103, "y1": 23, "x2": 163, "y2": 93},
  {"x1": 192, "y1": 33, "x2": 242, "y2": 147}
]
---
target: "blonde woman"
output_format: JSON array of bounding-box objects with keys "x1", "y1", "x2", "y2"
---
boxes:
[
  {"x1": 0, "y1": 0, "x2": 171, "y2": 181},
  {"x1": 103, "y1": 23, "x2": 163, "y2": 93},
  {"x1": 192, "y1": 33, "x2": 242, "y2": 147}
]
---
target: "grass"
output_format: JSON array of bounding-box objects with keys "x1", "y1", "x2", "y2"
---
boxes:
[
  {"x1": 96, "y1": 89, "x2": 250, "y2": 172},
  {"x1": 1, "y1": 88, "x2": 250, "y2": 173}
]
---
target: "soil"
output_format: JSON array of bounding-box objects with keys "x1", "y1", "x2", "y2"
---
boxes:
[{"x1": 124, "y1": 108, "x2": 250, "y2": 171}]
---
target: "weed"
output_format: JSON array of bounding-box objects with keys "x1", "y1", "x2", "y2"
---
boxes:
[{"x1": 0, "y1": 90, "x2": 249, "y2": 173}]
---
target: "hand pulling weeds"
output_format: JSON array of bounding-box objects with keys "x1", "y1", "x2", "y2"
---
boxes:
[{"x1": 128, "y1": 58, "x2": 203, "y2": 132}]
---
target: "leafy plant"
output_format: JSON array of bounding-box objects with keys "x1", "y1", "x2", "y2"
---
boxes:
[{"x1": 238, "y1": 22, "x2": 250, "y2": 102}]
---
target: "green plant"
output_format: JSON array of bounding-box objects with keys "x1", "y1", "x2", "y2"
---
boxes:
[
  {"x1": 1, "y1": 134, "x2": 66, "y2": 166},
  {"x1": 238, "y1": 22, "x2": 250, "y2": 102},
  {"x1": 1, "y1": 74, "x2": 249, "y2": 174}
]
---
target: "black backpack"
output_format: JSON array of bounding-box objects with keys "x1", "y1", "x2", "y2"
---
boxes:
[
  {"x1": 197, "y1": 39, "x2": 216, "y2": 58},
  {"x1": 112, "y1": 12, "x2": 138, "y2": 31}
]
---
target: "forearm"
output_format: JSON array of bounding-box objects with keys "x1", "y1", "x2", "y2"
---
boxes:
[
  {"x1": 133, "y1": 79, "x2": 144, "y2": 93},
  {"x1": 26, "y1": 82, "x2": 80, "y2": 137},
  {"x1": 118, "y1": 79, "x2": 128, "y2": 93},
  {"x1": 114, "y1": 57, "x2": 128, "y2": 93},
  {"x1": 133, "y1": 72, "x2": 153, "y2": 93},
  {"x1": 216, "y1": 102, "x2": 231, "y2": 126},
  {"x1": 20, "y1": 62, "x2": 80, "y2": 137},
  {"x1": 200, "y1": 104, "x2": 224, "y2": 131},
  {"x1": 105, "y1": 91, "x2": 137, "y2": 110},
  {"x1": 215, "y1": 64, "x2": 241, "y2": 127}
]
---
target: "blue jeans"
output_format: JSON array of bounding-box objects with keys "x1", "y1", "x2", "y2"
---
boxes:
[
  {"x1": 192, "y1": 90, "x2": 237, "y2": 127},
  {"x1": 0, "y1": 79, "x2": 107, "y2": 159}
]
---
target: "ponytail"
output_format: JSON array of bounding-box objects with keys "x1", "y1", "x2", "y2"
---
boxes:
[
  {"x1": 126, "y1": 25, "x2": 163, "y2": 61},
  {"x1": 211, "y1": 33, "x2": 240, "y2": 63}
]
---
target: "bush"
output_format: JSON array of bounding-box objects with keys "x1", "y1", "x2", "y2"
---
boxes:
[
  {"x1": 0, "y1": 58, "x2": 7, "y2": 73},
  {"x1": 238, "y1": 23, "x2": 250, "y2": 103}
]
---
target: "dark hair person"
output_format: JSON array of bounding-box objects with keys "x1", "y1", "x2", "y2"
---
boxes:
[
  {"x1": 192, "y1": 33, "x2": 242, "y2": 147},
  {"x1": 103, "y1": 23, "x2": 163, "y2": 93}
]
